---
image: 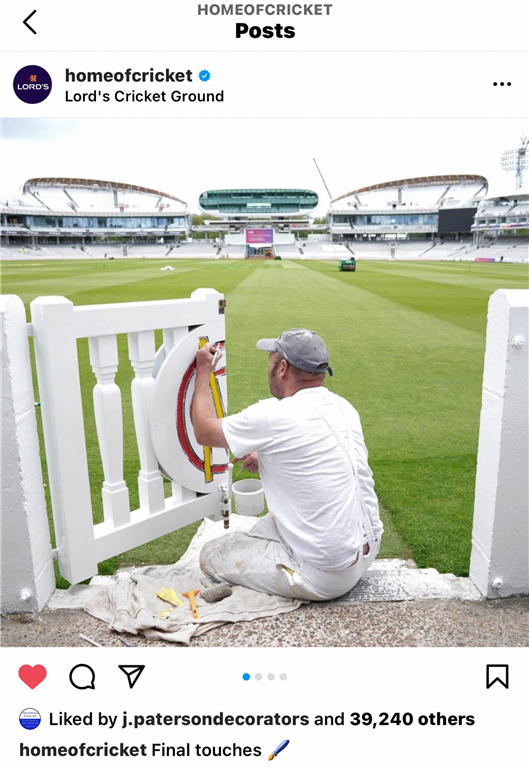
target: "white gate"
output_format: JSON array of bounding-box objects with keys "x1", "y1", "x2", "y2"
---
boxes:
[{"x1": 30, "y1": 288, "x2": 230, "y2": 585}]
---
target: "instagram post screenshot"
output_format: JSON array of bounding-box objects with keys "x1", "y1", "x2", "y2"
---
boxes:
[{"x1": 0, "y1": 1, "x2": 528, "y2": 766}]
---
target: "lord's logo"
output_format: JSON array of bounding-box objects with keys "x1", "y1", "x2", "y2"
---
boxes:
[{"x1": 13, "y1": 65, "x2": 52, "y2": 104}]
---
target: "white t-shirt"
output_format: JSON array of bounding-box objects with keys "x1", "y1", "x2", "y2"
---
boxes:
[{"x1": 222, "y1": 387, "x2": 383, "y2": 570}]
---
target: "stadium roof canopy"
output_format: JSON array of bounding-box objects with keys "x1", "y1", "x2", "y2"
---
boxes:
[
  {"x1": 331, "y1": 175, "x2": 488, "y2": 204},
  {"x1": 22, "y1": 177, "x2": 187, "y2": 206},
  {"x1": 482, "y1": 182, "x2": 529, "y2": 201}
]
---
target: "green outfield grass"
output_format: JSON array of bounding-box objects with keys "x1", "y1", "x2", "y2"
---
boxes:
[{"x1": 2, "y1": 258, "x2": 528, "y2": 586}]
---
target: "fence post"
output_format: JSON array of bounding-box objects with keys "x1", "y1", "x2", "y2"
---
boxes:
[
  {"x1": 1, "y1": 295, "x2": 56, "y2": 612},
  {"x1": 30, "y1": 296, "x2": 98, "y2": 584},
  {"x1": 470, "y1": 289, "x2": 529, "y2": 598}
]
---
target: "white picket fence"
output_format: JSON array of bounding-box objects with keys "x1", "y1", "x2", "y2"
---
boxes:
[{"x1": 29, "y1": 289, "x2": 230, "y2": 585}]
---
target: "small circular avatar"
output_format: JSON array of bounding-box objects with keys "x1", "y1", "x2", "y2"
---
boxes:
[{"x1": 20, "y1": 708, "x2": 41, "y2": 730}]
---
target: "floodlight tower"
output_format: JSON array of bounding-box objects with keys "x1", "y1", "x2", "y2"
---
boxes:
[{"x1": 500, "y1": 136, "x2": 529, "y2": 190}]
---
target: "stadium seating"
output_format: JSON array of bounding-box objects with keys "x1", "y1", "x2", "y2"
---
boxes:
[
  {"x1": 274, "y1": 245, "x2": 302, "y2": 258},
  {"x1": 299, "y1": 241, "x2": 349, "y2": 259},
  {"x1": 464, "y1": 238, "x2": 529, "y2": 263},
  {"x1": 223, "y1": 245, "x2": 246, "y2": 259}
]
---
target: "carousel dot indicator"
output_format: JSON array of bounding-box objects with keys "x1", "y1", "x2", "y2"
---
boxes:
[{"x1": 242, "y1": 673, "x2": 250, "y2": 681}]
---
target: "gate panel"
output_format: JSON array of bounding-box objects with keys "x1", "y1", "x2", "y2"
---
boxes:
[{"x1": 30, "y1": 289, "x2": 227, "y2": 584}]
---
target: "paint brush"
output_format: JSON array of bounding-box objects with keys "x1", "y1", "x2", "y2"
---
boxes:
[
  {"x1": 79, "y1": 633, "x2": 103, "y2": 647},
  {"x1": 268, "y1": 740, "x2": 289, "y2": 760},
  {"x1": 211, "y1": 347, "x2": 220, "y2": 368}
]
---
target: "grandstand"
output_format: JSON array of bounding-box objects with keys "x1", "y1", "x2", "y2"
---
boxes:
[
  {"x1": 465, "y1": 237, "x2": 529, "y2": 263},
  {"x1": 467, "y1": 181, "x2": 529, "y2": 262},
  {"x1": 194, "y1": 188, "x2": 326, "y2": 259},
  {"x1": 3, "y1": 172, "x2": 527, "y2": 263},
  {"x1": 472, "y1": 183, "x2": 528, "y2": 230},
  {"x1": 329, "y1": 175, "x2": 488, "y2": 242},
  {"x1": 0, "y1": 241, "x2": 224, "y2": 261},
  {"x1": 1, "y1": 177, "x2": 190, "y2": 251}
]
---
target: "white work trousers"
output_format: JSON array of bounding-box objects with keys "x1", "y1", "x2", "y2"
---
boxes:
[{"x1": 199, "y1": 514, "x2": 381, "y2": 601}]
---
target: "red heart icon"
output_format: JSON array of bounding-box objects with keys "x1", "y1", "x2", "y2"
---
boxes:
[{"x1": 18, "y1": 664, "x2": 47, "y2": 689}]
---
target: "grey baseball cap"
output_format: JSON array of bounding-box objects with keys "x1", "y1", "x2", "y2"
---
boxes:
[{"x1": 257, "y1": 328, "x2": 333, "y2": 376}]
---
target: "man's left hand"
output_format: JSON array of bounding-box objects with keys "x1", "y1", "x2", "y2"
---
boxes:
[{"x1": 234, "y1": 452, "x2": 259, "y2": 473}]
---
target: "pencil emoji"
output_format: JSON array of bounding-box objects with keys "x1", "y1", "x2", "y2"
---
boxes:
[{"x1": 268, "y1": 740, "x2": 289, "y2": 760}]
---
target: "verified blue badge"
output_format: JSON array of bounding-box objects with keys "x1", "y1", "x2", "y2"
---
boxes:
[
  {"x1": 199, "y1": 70, "x2": 211, "y2": 82},
  {"x1": 13, "y1": 65, "x2": 52, "y2": 104},
  {"x1": 20, "y1": 708, "x2": 41, "y2": 730}
]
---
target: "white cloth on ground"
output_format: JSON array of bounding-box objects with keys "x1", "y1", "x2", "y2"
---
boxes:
[
  {"x1": 222, "y1": 386, "x2": 383, "y2": 570},
  {"x1": 82, "y1": 516, "x2": 303, "y2": 645},
  {"x1": 201, "y1": 513, "x2": 381, "y2": 601}
]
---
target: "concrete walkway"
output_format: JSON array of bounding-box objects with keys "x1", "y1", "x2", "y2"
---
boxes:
[{"x1": 2, "y1": 560, "x2": 528, "y2": 647}]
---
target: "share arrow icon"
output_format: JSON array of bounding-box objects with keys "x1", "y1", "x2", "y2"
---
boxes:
[{"x1": 118, "y1": 665, "x2": 145, "y2": 689}]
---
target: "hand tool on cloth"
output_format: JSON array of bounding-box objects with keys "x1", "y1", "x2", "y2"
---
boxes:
[{"x1": 182, "y1": 589, "x2": 200, "y2": 619}]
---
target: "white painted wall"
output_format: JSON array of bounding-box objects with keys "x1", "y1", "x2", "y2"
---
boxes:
[
  {"x1": 224, "y1": 233, "x2": 245, "y2": 245},
  {"x1": 1, "y1": 295, "x2": 56, "y2": 612},
  {"x1": 274, "y1": 234, "x2": 296, "y2": 245},
  {"x1": 470, "y1": 289, "x2": 529, "y2": 598}
]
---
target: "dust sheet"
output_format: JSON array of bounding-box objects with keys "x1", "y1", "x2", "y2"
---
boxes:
[{"x1": 82, "y1": 516, "x2": 303, "y2": 645}]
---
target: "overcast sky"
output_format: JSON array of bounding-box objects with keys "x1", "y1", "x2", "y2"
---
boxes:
[{"x1": 1, "y1": 118, "x2": 527, "y2": 213}]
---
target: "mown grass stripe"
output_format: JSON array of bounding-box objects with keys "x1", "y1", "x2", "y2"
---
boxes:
[
  {"x1": 225, "y1": 261, "x2": 486, "y2": 574},
  {"x1": 360, "y1": 265, "x2": 525, "y2": 292},
  {"x1": 301, "y1": 260, "x2": 527, "y2": 335}
]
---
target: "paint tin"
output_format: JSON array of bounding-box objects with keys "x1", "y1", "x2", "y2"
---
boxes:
[{"x1": 232, "y1": 479, "x2": 265, "y2": 516}]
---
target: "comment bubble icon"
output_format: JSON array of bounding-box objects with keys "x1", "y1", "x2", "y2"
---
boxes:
[{"x1": 69, "y1": 664, "x2": 96, "y2": 690}]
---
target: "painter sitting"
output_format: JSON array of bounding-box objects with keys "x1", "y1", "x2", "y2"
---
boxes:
[{"x1": 192, "y1": 329, "x2": 383, "y2": 601}]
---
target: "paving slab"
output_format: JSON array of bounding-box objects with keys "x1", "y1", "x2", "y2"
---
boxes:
[
  {"x1": 1, "y1": 560, "x2": 526, "y2": 648},
  {"x1": 333, "y1": 559, "x2": 482, "y2": 603},
  {"x1": 1, "y1": 598, "x2": 527, "y2": 648}
]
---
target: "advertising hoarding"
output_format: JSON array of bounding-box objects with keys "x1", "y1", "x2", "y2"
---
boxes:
[{"x1": 246, "y1": 228, "x2": 274, "y2": 244}]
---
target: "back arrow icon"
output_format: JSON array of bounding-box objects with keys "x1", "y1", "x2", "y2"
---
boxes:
[{"x1": 23, "y1": 11, "x2": 37, "y2": 34}]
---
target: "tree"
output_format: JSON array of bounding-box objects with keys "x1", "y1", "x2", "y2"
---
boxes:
[{"x1": 191, "y1": 213, "x2": 221, "y2": 240}]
